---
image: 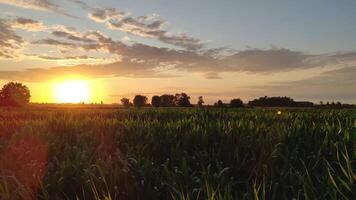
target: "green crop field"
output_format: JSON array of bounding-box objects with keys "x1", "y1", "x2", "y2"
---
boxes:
[{"x1": 0, "y1": 107, "x2": 355, "y2": 200}]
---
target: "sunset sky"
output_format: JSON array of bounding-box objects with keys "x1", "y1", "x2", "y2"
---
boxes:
[{"x1": 1, "y1": 0, "x2": 356, "y2": 104}]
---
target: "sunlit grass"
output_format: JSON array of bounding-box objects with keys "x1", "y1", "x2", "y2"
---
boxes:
[{"x1": 0, "y1": 108, "x2": 354, "y2": 199}]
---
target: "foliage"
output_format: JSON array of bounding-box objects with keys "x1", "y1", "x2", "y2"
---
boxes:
[
  {"x1": 197, "y1": 96, "x2": 204, "y2": 107},
  {"x1": 133, "y1": 95, "x2": 148, "y2": 107},
  {"x1": 230, "y1": 98, "x2": 243, "y2": 108},
  {"x1": 175, "y1": 93, "x2": 192, "y2": 107},
  {"x1": 151, "y1": 95, "x2": 160, "y2": 107},
  {"x1": 120, "y1": 97, "x2": 131, "y2": 107},
  {"x1": 0, "y1": 82, "x2": 31, "y2": 107},
  {"x1": 248, "y1": 96, "x2": 296, "y2": 107},
  {"x1": 214, "y1": 100, "x2": 224, "y2": 108},
  {"x1": 0, "y1": 107, "x2": 355, "y2": 200},
  {"x1": 160, "y1": 94, "x2": 176, "y2": 107}
]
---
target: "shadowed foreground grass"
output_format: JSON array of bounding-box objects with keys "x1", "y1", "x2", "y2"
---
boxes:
[{"x1": 0, "y1": 107, "x2": 355, "y2": 199}]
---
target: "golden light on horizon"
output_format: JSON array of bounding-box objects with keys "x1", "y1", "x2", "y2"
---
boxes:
[{"x1": 53, "y1": 80, "x2": 90, "y2": 103}]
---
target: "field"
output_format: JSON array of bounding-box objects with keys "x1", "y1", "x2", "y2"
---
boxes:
[{"x1": 0, "y1": 107, "x2": 355, "y2": 200}]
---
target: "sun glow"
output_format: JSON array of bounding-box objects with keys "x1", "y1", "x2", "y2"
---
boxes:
[{"x1": 54, "y1": 80, "x2": 90, "y2": 103}]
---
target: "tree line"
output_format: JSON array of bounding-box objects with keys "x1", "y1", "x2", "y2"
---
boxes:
[
  {"x1": 120, "y1": 93, "x2": 245, "y2": 108},
  {"x1": 0, "y1": 82, "x2": 354, "y2": 109}
]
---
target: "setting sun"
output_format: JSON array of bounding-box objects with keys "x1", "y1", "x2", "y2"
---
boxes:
[{"x1": 54, "y1": 81, "x2": 90, "y2": 103}]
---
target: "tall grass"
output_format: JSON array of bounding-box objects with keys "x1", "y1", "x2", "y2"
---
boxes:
[{"x1": 0, "y1": 108, "x2": 355, "y2": 199}]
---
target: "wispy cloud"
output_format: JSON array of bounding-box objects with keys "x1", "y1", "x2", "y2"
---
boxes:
[
  {"x1": 10, "y1": 17, "x2": 47, "y2": 32},
  {"x1": 0, "y1": 58, "x2": 179, "y2": 82},
  {"x1": 87, "y1": 6, "x2": 204, "y2": 50},
  {"x1": 26, "y1": 54, "x2": 121, "y2": 66},
  {"x1": 0, "y1": 19, "x2": 24, "y2": 58},
  {"x1": 28, "y1": 27, "x2": 356, "y2": 77},
  {"x1": 0, "y1": 0, "x2": 72, "y2": 16}
]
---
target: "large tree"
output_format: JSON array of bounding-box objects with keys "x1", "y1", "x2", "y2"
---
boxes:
[
  {"x1": 0, "y1": 82, "x2": 31, "y2": 107},
  {"x1": 120, "y1": 97, "x2": 131, "y2": 107},
  {"x1": 151, "y1": 95, "x2": 160, "y2": 107},
  {"x1": 230, "y1": 98, "x2": 244, "y2": 108},
  {"x1": 159, "y1": 94, "x2": 175, "y2": 107},
  {"x1": 248, "y1": 96, "x2": 296, "y2": 107},
  {"x1": 175, "y1": 93, "x2": 191, "y2": 107},
  {"x1": 133, "y1": 95, "x2": 148, "y2": 107}
]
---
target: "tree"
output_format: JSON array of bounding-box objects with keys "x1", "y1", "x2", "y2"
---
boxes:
[
  {"x1": 133, "y1": 95, "x2": 147, "y2": 107},
  {"x1": 151, "y1": 95, "x2": 160, "y2": 107},
  {"x1": 336, "y1": 101, "x2": 342, "y2": 107},
  {"x1": 0, "y1": 82, "x2": 30, "y2": 107},
  {"x1": 175, "y1": 93, "x2": 191, "y2": 107},
  {"x1": 197, "y1": 96, "x2": 204, "y2": 107},
  {"x1": 230, "y1": 98, "x2": 244, "y2": 108},
  {"x1": 120, "y1": 97, "x2": 131, "y2": 107},
  {"x1": 248, "y1": 96, "x2": 296, "y2": 107},
  {"x1": 160, "y1": 94, "x2": 175, "y2": 107},
  {"x1": 214, "y1": 100, "x2": 224, "y2": 107}
]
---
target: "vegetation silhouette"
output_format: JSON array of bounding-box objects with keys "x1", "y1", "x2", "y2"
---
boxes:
[
  {"x1": 230, "y1": 98, "x2": 244, "y2": 108},
  {"x1": 159, "y1": 94, "x2": 175, "y2": 107},
  {"x1": 175, "y1": 93, "x2": 192, "y2": 107},
  {"x1": 214, "y1": 100, "x2": 225, "y2": 107},
  {"x1": 133, "y1": 95, "x2": 148, "y2": 107},
  {"x1": 151, "y1": 95, "x2": 160, "y2": 107},
  {"x1": 120, "y1": 97, "x2": 131, "y2": 107},
  {"x1": 0, "y1": 82, "x2": 353, "y2": 109},
  {"x1": 0, "y1": 82, "x2": 30, "y2": 107},
  {"x1": 197, "y1": 96, "x2": 204, "y2": 107},
  {"x1": 248, "y1": 96, "x2": 296, "y2": 107}
]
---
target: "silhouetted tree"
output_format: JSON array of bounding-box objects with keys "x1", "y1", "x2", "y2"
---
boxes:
[
  {"x1": 175, "y1": 93, "x2": 191, "y2": 107},
  {"x1": 0, "y1": 82, "x2": 30, "y2": 107},
  {"x1": 230, "y1": 98, "x2": 244, "y2": 108},
  {"x1": 133, "y1": 95, "x2": 148, "y2": 107},
  {"x1": 120, "y1": 97, "x2": 131, "y2": 107},
  {"x1": 214, "y1": 100, "x2": 224, "y2": 107},
  {"x1": 197, "y1": 96, "x2": 204, "y2": 107},
  {"x1": 248, "y1": 96, "x2": 296, "y2": 107},
  {"x1": 151, "y1": 95, "x2": 160, "y2": 107},
  {"x1": 336, "y1": 101, "x2": 342, "y2": 107},
  {"x1": 160, "y1": 94, "x2": 175, "y2": 107}
]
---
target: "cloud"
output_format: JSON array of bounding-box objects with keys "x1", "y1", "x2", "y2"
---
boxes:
[
  {"x1": 3, "y1": 26, "x2": 356, "y2": 96},
  {"x1": 30, "y1": 28, "x2": 356, "y2": 76},
  {"x1": 88, "y1": 7, "x2": 204, "y2": 50},
  {"x1": 10, "y1": 17, "x2": 46, "y2": 32},
  {"x1": 26, "y1": 54, "x2": 121, "y2": 66},
  {"x1": 203, "y1": 72, "x2": 222, "y2": 79},
  {"x1": 51, "y1": 30, "x2": 96, "y2": 43},
  {"x1": 32, "y1": 38, "x2": 76, "y2": 48},
  {"x1": 0, "y1": 58, "x2": 179, "y2": 82},
  {"x1": 221, "y1": 49, "x2": 313, "y2": 72},
  {"x1": 0, "y1": 0, "x2": 68, "y2": 15},
  {"x1": 0, "y1": 19, "x2": 24, "y2": 58},
  {"x1": 88, "y1": 7, "x2": 127, "y2": 23},
  {"x1": 67, "y1": 0, "x2": 89, "y2": 9}
]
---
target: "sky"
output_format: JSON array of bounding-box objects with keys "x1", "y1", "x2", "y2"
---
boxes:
[{"x1": 0, "y1": 0, "x2": 356, "y2": 104}]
